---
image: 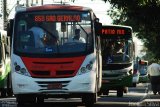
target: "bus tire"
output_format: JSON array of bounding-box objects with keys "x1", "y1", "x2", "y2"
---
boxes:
[
  {"x1": 117, "y1": 89, "x2": 123, "y2": 97},
  {"x1": 1, "y1": 88, "x2": 7, "y2": 97},
  {"x1": 37, "y1": 97, "x2": 44, "y2": 104},
  {"x1": 97, "y1": 90, "x2": 102, "y2": 96},
  {"x1": 82, "y1": 83, "x2": 97, "y2": 107},
  {"x1": 82, "y1": 93, "x2": 95, "y2": 107},
  {"x1": 16, "y1": 95, "x2": 36, "y2": 105},
  {"x1": 7, "y1": 73, "x2": 13, "y2": 97},
  {"x1": 133, "y1": 83, "x2": 137, "y2": 87},
  {"x1": 103, "y1": 90, "x2": 109, "y2": 95}
]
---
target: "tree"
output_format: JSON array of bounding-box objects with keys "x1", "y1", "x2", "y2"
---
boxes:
[{"x1": 105, "y1": 0, "x2": 160, "y2": 60}]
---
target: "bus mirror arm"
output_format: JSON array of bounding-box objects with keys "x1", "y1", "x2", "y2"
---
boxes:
[
  {"x1": 94, "y1": 18, "x2": 102, "y2": 36},
  {"x1": 7, "y1": 19, "x2": 14, "y2": 37}
]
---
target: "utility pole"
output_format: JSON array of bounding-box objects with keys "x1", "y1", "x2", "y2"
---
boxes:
[
  {"x1": 31, "y1": 0, "x2": 33, "y2": 6},
  {"x1": 2, "y1": 0, "x2": 8, "y2": 30},
  {"x1": 36, "y1": 0, "x2": 38, "y2": 4},
  {"x1": 26, "y1": 0, "x2": 29, "y2": 7},
  {"x1": 41, "y1": 0, "x2": 43, "y2": 5}
]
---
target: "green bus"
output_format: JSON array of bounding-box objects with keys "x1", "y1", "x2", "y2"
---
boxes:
[
  {"x1": 100, "y1": 25, "x2": 134, "y2": 97},
  {"x1": 0, "y1": 30, "x2": 12, "y2": 97}
]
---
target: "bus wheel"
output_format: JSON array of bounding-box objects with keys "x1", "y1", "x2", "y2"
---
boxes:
[
  {"x1": 82, "y1": 93, "x2": 96, "y2": 107},
  {"x1": 37, "y1": 97, "x2": 44, "y2": 104},
  {"x1": 103, "y1": 90, "x2": 109, "y2": 95},
  {"x1": 97, "y1": 91, "x2": 102, "y2": 96},
  {"x1": 1, "y1": 89, "x2": 7, "y2": 97},
  {"x1": 133, "y1": 83, "x2": 137, "y2": 87},
  {"x1": 117, "y1": 89, "x2": 123, "y2": 97},
  {"x1": 7, "y1": 73, "x2": 13, "y2": 97},
  {"x1": 16, "y1": 95, "x2": 36, "y2": 105}
]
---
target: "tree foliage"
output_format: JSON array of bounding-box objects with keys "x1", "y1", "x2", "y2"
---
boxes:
[{"x1": 105, "y1": 0, "x2": 160, "y2": 60}]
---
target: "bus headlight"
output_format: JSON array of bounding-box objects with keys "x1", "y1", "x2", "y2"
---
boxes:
[
  {"x1": 14, "y1": 63, "x2": 31, "y2": 77},
  {"x1": 78, "y1": 61, "x2": 94, "y2": 75},
  {"x1": 80, "y1": 67, "x2": 87, "y2": 74},
  {"x1": 86, "y1": 63, "x2": 93, "y2": 70}
]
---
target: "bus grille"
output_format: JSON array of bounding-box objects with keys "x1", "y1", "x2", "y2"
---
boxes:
[{"x1": 31, "y1": 70, "x2": 75, "y2": 78}]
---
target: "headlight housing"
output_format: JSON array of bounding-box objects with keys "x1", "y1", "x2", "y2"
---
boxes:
[
  {"x1": 14, "y1": 62, "x2": 31, "y2": 77},
  {"x1": 78, "y1": 60, "x2": 95, "y2": 75}
]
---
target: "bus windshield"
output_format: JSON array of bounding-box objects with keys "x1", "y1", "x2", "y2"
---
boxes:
[
  {"x1": 102, "y1": 38, "x2": 133, "y2": 64},
  {"x1": 14, "y1": 11, "x2": 93, "y2": 57}
]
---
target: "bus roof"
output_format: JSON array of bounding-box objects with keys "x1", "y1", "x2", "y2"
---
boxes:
[
  {"x1": 16, "y1": 4, "x2": 92, "y2": 12},
  {"x1": 102, "y1": 25, "x2": 132, "y2": 29}
]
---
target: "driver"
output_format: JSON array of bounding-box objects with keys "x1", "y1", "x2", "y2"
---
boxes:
[{"x1": 68, "y1": 29, "x2": 86, "y2": 43}]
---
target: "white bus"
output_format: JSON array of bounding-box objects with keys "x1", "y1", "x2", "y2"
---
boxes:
[{"x1": 7, "y1": 4, "x2": 102, "y2": 106}]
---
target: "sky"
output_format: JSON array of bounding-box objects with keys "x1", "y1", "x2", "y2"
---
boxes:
[
  {"x1": 72, "y1": 0, "x2": 112, "y2": 24},
  {"x1": 5, "y1": 0, "x2": 112, "y2": 24}
]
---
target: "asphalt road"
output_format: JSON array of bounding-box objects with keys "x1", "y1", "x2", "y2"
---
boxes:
[{"x1": 0, "y1": 83, "x2": 160, "y2": 107}]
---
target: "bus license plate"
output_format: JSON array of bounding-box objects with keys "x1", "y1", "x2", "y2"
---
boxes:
[
  {"x1": 47, "y1": 83, "x2": 62, "y2": 89},
  {"x1": 102, "y1": 80, "x2": 110, "y2": 83}
]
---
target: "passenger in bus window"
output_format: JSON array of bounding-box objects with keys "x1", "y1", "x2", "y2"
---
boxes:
[
  {"x1": 29, "y1": 26, "x2": 46, "y2": 48},
  {"x1": 68, "y1": 29, "x2": 86, "y2": 43},
  {"x1": 114, "y1": 41, "x2": 124, "y2": 54},
  {"x1": 103, "y1": 41, "x2": 114, "y2": 64}
]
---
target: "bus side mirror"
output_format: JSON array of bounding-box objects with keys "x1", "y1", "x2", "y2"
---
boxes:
[
  {"x1": 94, "y1": 18, "x2": 102, "y2": 36},
  {"x1": 7, "y1": 19, "x2": 14, "y2": 37}
]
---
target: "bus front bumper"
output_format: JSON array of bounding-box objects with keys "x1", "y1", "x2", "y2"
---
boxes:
[
  {"x1": 12, "y1": 72, "x2": 96, "y2": 95},
  {"x1": 101, "y1": 75, "x2": 133, "y2": 90}
]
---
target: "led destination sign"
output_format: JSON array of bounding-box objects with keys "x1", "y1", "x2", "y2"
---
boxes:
[
  {"x1": 101, "y1": 26, "x2": 132, "y2": 39},
  {"x1": 102, "y1": 29, "x2": 125, "y2": 35},
  {"x1": 34, "y1": 14, "x2": 81, "y2": 22}
]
